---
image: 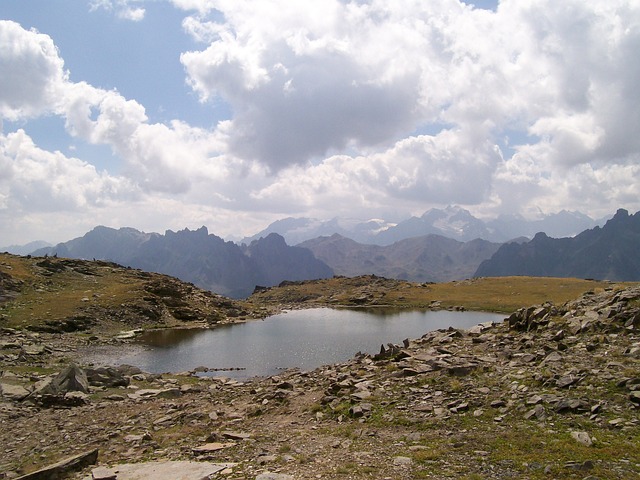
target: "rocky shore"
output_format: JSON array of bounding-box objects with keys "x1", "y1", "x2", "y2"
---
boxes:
[{"x1": 1, "y1": 280, "x2": 639, "y2": 479}]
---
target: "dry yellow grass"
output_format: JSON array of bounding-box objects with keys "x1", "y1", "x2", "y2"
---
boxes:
[
  {"x1": 0, "y1": 254, "x2": 149, "y2": 329},
  {"x1": 392, "y1": 276, "x2": 632, "y2": 312},
  {"x1": 3, "y1": 253, "x2": 639, "y2": 333},
  {"x1": 250, "y1": 275, "x2": 638, "y2": 313}
]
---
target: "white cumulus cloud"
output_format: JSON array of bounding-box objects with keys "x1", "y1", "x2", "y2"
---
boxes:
[
  {"x1": 89, "y1": 0, "x2": 146, "y2": 21},
  {"x1": 1, "y1": 1, "x2": 640, "y2": 244},
  {"x1": 0, "y1": 21, "x2": 67, "y2": 120}
]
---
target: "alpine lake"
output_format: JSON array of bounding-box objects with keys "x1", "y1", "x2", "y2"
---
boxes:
[{"x1": 91, "y1": 308, "x2": 505, "y2": 379}]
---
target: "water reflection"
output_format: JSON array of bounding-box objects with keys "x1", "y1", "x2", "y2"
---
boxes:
[
  {"x1": 105, "y1": 308, "x2": 504, "y2": 379},
  {"x1": 138, "y1": 327, "x2": 211, "y2": 347}
]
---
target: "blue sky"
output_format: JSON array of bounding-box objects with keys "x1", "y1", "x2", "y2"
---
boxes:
[
  {"x1": 2, "y1": 0, "x2": 220, "y2": 169},
  {"x1": 1, "y1": 0, "x2": 638, "y2": 245}
]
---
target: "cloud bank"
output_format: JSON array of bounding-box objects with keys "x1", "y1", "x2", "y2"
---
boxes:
[{"x1": 1, "y1": 0, "x2": 639, "y2": 244}]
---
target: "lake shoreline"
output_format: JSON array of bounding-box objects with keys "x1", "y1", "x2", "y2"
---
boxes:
[
  {"x1": 79, "y1": 308, "x2": 504, "y2": 378},
  {"x1": 2, "y1": 285, "x2": 639, "y2": 479}
]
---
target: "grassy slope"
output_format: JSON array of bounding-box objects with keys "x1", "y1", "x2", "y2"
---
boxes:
[
  {"x1": 248, "y1": 275, "x2": 637, "y2": 313},
  {"x1": 0, "y1": 253, "x2": 255, "y2": 334},
  {"x1": 2, "y1": 253, "x2": 638, "y2": 333}
]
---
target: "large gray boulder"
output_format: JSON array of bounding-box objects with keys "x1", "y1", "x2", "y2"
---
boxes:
[
  {"x1": 33, "y1": 364, "x2": 89, "y2": 396},
  {"x1": 86, "y1": 366, "x2": 130, "y2": 388}
]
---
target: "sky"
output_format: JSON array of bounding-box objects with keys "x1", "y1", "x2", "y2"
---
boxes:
[{"x1": 1, "y1": 0, "x2": 639, "y2": 245}]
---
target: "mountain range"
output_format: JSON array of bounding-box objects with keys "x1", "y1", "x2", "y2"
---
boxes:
[
  {"x1": 0, "y1": 240, "x2": 51, "y2": 256},
  {"x1": 32, "y1": 226, "x2": 333, "y2": 298},
  {"x1": 7, "y1": 207, "x2": 639, "y2": 298},
  {"x1": 299, "y1": 234, "x2": 501, "y2": 283},
  {"x1": 4, "y1": 206, "x2": 605, "y2": 255},
  {"x1": 242, "y1": 206, "x2": 606, "y2": 245},
  {"x1": 475, "y1": 209, "x2": 640, "y2": 281}
]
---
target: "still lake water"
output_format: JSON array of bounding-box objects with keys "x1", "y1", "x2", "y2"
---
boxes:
[{"x1": 108, "y1": 308, "x2": 504, "y2": 379}]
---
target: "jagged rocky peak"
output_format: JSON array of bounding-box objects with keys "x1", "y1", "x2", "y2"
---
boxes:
[
  {"x1": 610, "y1": 208, "x2": 629, "y2": 220},
  {"x1": 164, "y1": 226, "x2": 210, "y2": 239},
  {"x1": 475, "y1": 208, "x2": 640, "y2": 281},
  {"x1": 251, "y1": 232, "x2": 287, "y2": 247}
]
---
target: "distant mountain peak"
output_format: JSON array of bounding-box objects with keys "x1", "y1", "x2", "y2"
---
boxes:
[
  {"x1": 475, "y1": 209, "x2": 640, "y2": 281},
  {"x1": 32, "y1": 227, "x2": 333, "y2": 298},
  {"x1": 240, "y1": 206, "x2": 610, "y2": 246},
  {"x1": 612, "y1": 208, "x2": 629, "y2": 219}
]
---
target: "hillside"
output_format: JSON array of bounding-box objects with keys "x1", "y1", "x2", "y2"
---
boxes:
[
  {"x1": 34, "y1": 227, "x2": 333, "y2": 298},
  {"x1": 246, "y1": 275, "x2": 625, "y2": 313},
  {"x1": 0, "y1": 253, "x2": 265, "y2": 335},
  {"x1": 1, "y1": 255, "x2": 639, "y2": 479},
  {"x1": 475, "y1": 209, "x2": 640, "y2": 280},
  {"x1": 299, "y1": 233, "x2": 501, "y2": 283}
]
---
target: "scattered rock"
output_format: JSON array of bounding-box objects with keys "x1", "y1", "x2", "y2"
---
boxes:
[
  {"x1": 127, "y1": 388, "x2": 181, "y2": 400},
  {"x1": 255, "y1": 473, "x2": 294, "y2": 480},
  {"x1": 91, "y1": 466, "x2": 118, "y2": 480},
  {"x1": 0, "y1": 382, "x2": 30, "y2": 401},
  {"x1": 564, "y1": 460, "x2": 594, "y2": 471},
  {"x1": 393, "y1": 456, "x2": 413, "y2": 466},
  {"x1": 556, "y1": 374, "x2": 581, "y2": 389},
  {"x1": 192, "y1": 442, "x2": 236, "y2": 454},
  {"x1": 2, "y1": 269, "x2": 639, "y2": 480},
  {"x1": 86, "y1": 366, "x2": 130, "y2": 388},
  {"x1": 555, "y1": 398, "x2": 590, "y2": 414},
  {"x1": 571, "y1": 431, "x2": 593, "y2": 447},
  {"x1": 103, "y1": 461, "x2": 236, "y2": 480},
  {"x1": 14, "y1": 449, "x2": 98, "y2": 480},
  {"x1": 524, "y1": 404, "x2": 546, "y2": 420}
]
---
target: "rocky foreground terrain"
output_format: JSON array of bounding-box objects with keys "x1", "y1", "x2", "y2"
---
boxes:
[{"x1": 0, "y1": 254, "x2": 639, "y2": 479}]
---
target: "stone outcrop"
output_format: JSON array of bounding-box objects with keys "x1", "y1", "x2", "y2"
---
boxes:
[
  {"x1": 85, "y1": 367, "x2": 130, "y2": 388},
  {"x1": 32, "y1": 364, "x2": 89, "y2": 396},
  {"x1": 14, "y1": 449, "x2": 98, "y2": 480}
]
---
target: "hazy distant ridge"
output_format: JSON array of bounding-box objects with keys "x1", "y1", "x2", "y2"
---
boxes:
[
  {"x1": 0, "y1": 240, "x2": 52, "y2": 256},
  {"x1": 299, "y1": 234, "x2": 501, "y2": 283},
  {"x1": 34, "y1": 227, "x2": 333, "y2": 298},
  {"x1": 25, "y1": 208, "x2": 638, "y2": 296},
  {"x1": 243, "y1": 206, "x2": 604, "y2": 246},
  {"x1": 475, "y1": 209, "x2": 640, "y2": 280}
]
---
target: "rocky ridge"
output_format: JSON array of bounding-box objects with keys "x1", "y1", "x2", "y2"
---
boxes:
[
  {"x1": 475, "y1": 208, "x2": 640, "y2": 281},
  {"x1": 1, "y1": 283, "x2": 639, "y2": 479},
  {"x1": 298, "y1": 234, "x2": 501, "y2": 283},
  {"x1": 32, "y1": 227, "x2": 334, "y2": 298}
]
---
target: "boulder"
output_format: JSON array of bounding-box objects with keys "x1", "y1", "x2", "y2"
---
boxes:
[
  {"x1": 33, "y1": 364, "x2": 89, "y2": 396},
  {"x1": 14, "y1": 449, "x2": 98, "y2": 479},
  {"x1": 571, "y1": 431, "x2": 593, "y2": 447},
  {"x1": 86, "y1": 366, "x2": 130, "y2": 388},
  {"x1": 0, "y1": 382, "x2": 30, "y2": 401},
  {"x1": 555, "y1": 398, "x2": 590, "y2": 413},
  {"x1": 507, "y1": 306, "x2": 551, "y2": 331}
]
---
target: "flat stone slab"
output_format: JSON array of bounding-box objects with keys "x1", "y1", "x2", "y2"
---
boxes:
[
  {"x1": 192, "y1": 442, "x2": 236, "y2": 454},
  {"x1": 256, "y1": 474, "x2": 294, "y2": 480},
  {"x1": 0, "y1": 382, "x2": 30, "y2": 401},
  {"x1": 16, "y1": 449, "x2": 98, "y2": 480},
  {"x1": 127, "y1": 388, "x2": 181, "y2": 400},
  {"x1": 89, "y1": 461, "x2": 236, "y2": 480}
]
